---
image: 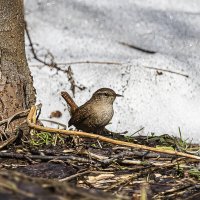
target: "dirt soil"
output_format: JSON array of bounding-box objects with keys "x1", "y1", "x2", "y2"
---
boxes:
[{"x1": 0, "y1": 132, "x2": 200, "y2": 200}]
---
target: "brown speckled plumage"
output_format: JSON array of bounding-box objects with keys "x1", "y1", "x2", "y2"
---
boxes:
[{"x1": 68, "y1": 88, "x2": 122, "y2": 133}]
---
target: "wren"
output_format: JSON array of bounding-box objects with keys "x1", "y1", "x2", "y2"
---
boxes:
[{"x1": 62, "y1": 88, "x2": 122, "y2": 133}]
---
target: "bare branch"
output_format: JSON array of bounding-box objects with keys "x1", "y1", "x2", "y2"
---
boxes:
[
  {"x1": 119, "y1": 41, "x2": 156, "y2": 54},
  {"x1": 25, "y1": 22, "x2": 85, "y2": 96},
  {"x1": 144, "y1": 66, "x2": 189, "y2": 78}
]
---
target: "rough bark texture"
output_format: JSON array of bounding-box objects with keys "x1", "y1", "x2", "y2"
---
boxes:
[{"x1": 0, "y1": 0, "x2": 36, "y2": 129}]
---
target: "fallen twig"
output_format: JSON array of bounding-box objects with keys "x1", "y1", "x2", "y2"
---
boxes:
[
  {"x1": 0, "y1": 109, "x2": 29, "y2": 146},
  {"x1": 27, "y1": 106, "x2": 200, "y2": 161},
  {"x1": 40, "y1": 119, "x2": 67, "y2": 129},
  {"x1": 0, "y1": 135, "x2": 18, "y2": 150},
  {"x1": 0, "y1": 109, "x2": 30, "y2": 130},
  {"x1": 106, "y1": 162, "x2": 179, "y2": 192},
  {"x1": 61, "y1": 149, "x2": 175, "y2": 167},
  {"x1": 130, "y1": 127, "x2": 144, "y2": 137},
  {"x1": 0, "y1": 152, "x2": 95, "y2": 164},
  {"x1": 57, "y1": 61, "x2": 122, "y2": 65},
  {"x1": 59, "y1": 170, "x2": 110, "y2": 182},
  {"x1": 143, "y1": 66, "x2": 189, "y2": 78},
  {"x1": 153, "y1": 183, "x2": 200, "y2": 199},
  {"x1": 119, "y1": 41, "x2": 156, "y2": 54},
  {"x1": 59, "y1": 170, "x2": 92, "y2": 182},
  {"x1": 30, "y1": 61, "x2": 122, "y2": 67}
]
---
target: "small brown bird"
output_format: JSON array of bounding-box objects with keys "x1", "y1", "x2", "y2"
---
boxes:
[{"x1": 61, "y1": 88, "x2": 122, "y2": 133}]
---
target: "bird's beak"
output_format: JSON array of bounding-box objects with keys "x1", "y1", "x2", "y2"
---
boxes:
[{"x1": 116, "y1": 93, "x2": 123, "y2": 97}]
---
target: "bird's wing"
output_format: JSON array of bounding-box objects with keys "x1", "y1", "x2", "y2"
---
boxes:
[{"x1": 68, "y1": 104, "x2": 91, "y2": 127}]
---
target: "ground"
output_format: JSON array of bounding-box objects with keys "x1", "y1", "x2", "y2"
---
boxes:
[{"x1": 0, "y1": 112, "x2": 200, "y2": 199}]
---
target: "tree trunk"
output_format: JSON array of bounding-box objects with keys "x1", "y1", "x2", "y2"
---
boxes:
[{"x1": 0, "y1": 0, "x2": 36, "y2": 132}]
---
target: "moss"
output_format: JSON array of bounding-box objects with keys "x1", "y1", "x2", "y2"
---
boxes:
[
  {"x1": 189, "y1": 168, "x2": 200, "y2": 180},
  {"x1": 30, "y1": 130, "x2": 64, "y2": 146}
]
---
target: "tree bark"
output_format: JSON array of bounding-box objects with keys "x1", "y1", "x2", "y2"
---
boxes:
[{"x1": 0, "y1": 0, "x2": 36, "y2": 131}]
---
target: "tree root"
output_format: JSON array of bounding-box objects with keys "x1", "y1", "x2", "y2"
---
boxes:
[{"x1": 0, "y1": 109, "x2": 30, "y2": 149}]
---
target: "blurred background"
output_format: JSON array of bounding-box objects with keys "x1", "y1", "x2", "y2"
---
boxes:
[{"x1": 25, "y1": 0, "x2": 200, "y2": 140}]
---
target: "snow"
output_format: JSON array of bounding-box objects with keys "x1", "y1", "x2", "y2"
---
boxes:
[{"x1": 25, "y1": 0, "x2": 200, "y2": 140}]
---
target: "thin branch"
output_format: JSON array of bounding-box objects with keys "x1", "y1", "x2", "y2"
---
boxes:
[
  {"x1": 56, "y1": 61, "x2": 122, "y2": 66},
  {"x1": 25, "y1": 22, "x2": 85, "y2": 96},
  {"x1": 105, "y1": 162, "x2": 179, "y2": 192},
  {"x1": 63, "y1": 149, "x2": 175, "y2": 166},
  {"x1": 119, "y1": 41, "x2": 156, "y2": 54},
  {"x1": 59, "y1": 170, "x2": 110, "y2": 182},
  {"x1": 0, "y1": 152, "x2": 95, "y2": 164},
  {"x1": 66, "y1": 66, "x2": 86, "y2": 97},
  {"x1": 27, "y1": 106, "x2": 200, "y2": 161},
  {"x1": 0, "y1": 109, "x2": 29, "y2": 128},
  {"x1": 130, "y1": 127, "x2": 144, "y2": 137},
  {"x1": 144, "y1": 66, "x2": 189, "y2": 78},
  {"x1": 40, "y1": 119, "x2": 67, "y2": 129},
  {"x1": 30, "y1": 61, "x2": 122, "y2": 67},
  {"x1": 0, "y1": 135, "x2": 18, "y2": 149},
  {"x1": 59, "y1": 170, "x2": 91, "y2": 182},
  {"x1": 25, "y1": 22, "x2": 57, "y2": 68}
]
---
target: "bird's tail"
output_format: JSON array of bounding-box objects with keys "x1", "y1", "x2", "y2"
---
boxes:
[{"x1": 61, "y1": 91, "x2": 78, "y2": 116}]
